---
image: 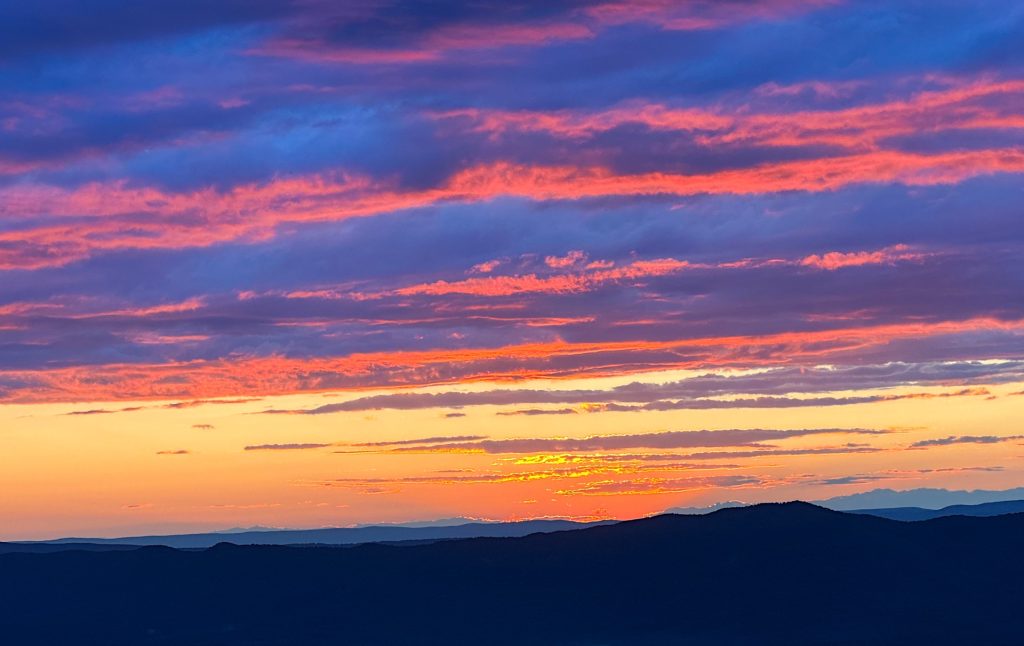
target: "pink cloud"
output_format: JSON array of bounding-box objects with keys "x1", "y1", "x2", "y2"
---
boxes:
[
  {"x1": 585, "y1": 0, "x2": 838, "y2": 32},
  {"x1": 470, "y1": 259, "x2": 503, "y2": 274},
  {"x1": 800, "y1": 244, "x2": 926, "y2": 270},
  {"x1": 432, "y1": 77, "x2": 1024, "y2": 150},
  {"x1": 2, "y1": 148, "x2": 1020, "y2": 270},
  {"x1": 544, "y1": 250, "x2": 588, "y2": 268}
]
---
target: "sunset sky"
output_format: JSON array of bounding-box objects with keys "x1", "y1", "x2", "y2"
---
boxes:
[{"x1": 3, "y1": 0, "x2": 1024, "y2": 540}]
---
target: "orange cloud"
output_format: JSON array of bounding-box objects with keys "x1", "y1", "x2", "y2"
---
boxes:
[{"x1": 3, "y1": 316, "x2": 1020, "y2": 403}]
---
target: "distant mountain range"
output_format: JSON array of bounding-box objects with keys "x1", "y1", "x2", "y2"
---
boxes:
[
  {"x1": 15, "y1": 518, "x2": 608, "y2": 550},
  {"x1": 651, "y1": 497, "x2": 1024, "y2": 522},
  {"x1": 665, "y1": 486, "x2": 1024, "y2": 515},
  {"x1": 848, "y1": 499, "x2": 1024, "y2": 521},
  {"x1": 12, "y1": 489, "x2": 1024, "y2": 551},
  {"x1": 814, "y1": 485, "x2": 1024, "y2": 510},
  {"x1": 666, "y1": 500, "x2": 747, "y2": 514},
  {"x1": 3, "y1": 503, "x2": 1022, "y2": 645}
]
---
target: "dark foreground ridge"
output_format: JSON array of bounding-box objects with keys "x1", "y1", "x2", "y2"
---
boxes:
[{"x1": 2, "y1": 502, "x2": 1022, "y2": 645}]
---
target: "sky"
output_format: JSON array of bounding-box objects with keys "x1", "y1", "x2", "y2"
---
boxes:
[{"x1": 2, "y1": 0, "x2": 1024, "y2": 540}]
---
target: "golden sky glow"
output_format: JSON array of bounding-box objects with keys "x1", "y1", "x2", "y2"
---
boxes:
[{"x1": 4, "y1": 368, "x2": 1022, "y2": 540}]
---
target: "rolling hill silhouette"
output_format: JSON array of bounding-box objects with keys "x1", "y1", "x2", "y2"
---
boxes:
[{"x1": 2, "y1": 502, "x2": 1022, "y2": 645}]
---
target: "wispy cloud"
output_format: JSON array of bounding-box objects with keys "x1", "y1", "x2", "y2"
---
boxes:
[
  {"x1": 363, "y1": 428, "x2": 886, "y2": 455},
  {"x1": 4, "y1": 150, "x2": 1020, "y2": 270},
  {"x1": 345, "y1": 435, "x2": 490, "y2": 448},
  {"x1": 64, "y1": 398, "x2": 262, "y2": 416},
  {"x1": 244, "y1": 443, "x2": 332, "y2": 451},
  {"x1": 266, "y1": 362, "x2": 1016, "y2": 415},
  {"x1": 554, "y1": 474, "x2": 766, "y2": 496},
  {"x1": 910, "y1": 434, "x2": 1024, "y2": 448},
  {"x1": 434, "y1": 78, "x2": 1024, "y2": 150},
  {"x1": 252, "y1": 0, "x2": 835, "y2": 66}
]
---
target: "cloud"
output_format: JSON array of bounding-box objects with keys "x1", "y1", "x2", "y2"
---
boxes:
[
  {"x1": 544, "y1": 250, "x2": 587, "y2": 268},
  {"x1": 554, "y1": 474, "x2": 765, "y2": 496},
  {"x1": 663, "y1": 446, "x2": 884, "y2": 461},
  {"x1": 322, "y1": 459, "x2": 746, "y2": 491},
  {"x1": 244, "y1": 443, "x2": 332, "y2": 451},
  {"x1": 800, "y1": 245, "x2": 926, "y2": 271},
  {"x1": 260, "y1": 244, "x2": 929, "y2": 304},
  {"x1": 66, "y1": 407, "x2": 145, "y2": 416},
  {"x1": 497, "y1": 408, "x2": 579, "y2": 416},
  {"x1": 155, "y1": 449, "x2": 190, "y2": 455},
  {"x1": 2, "y1": 0, "x2": 1023, "y2": 436},
  {"x1": 434, "y1": 78, "x2": 1024, "y2": 151},
  {"x1": 251, "y1": 0, "x2": 834, "y2": 66},
  {"x1": 470, "y1": 259, "x2": 503, "y2": 274},
  {"x1": 346, "y1": 435, "x2": 489, "y2": 448},
  {"x1": 0, "y1": 0, "x2": 292, "y2": 61},
  {"x1": 910, "y1": 434, "x2": 1024, "y2": 448},
  {"x1": 12, "y1": 318, "x2": 1017, "y2": 404},
  {"x1": 381, "y1": 257, "x2": 692, "y2": 297},
  {"x1": 812, "y1": 474, "x2": 892, "y2": 486},
  {"x1": 63, "y1": 398, "x2": 263, "y2": 415},
  {"x1": 375, "y1": 427, "x2": 885, "y2": 454},
  {"x1": 4, "y1": 149, "x2": 1022, "y2": 270},
  {"x1": 809, "y1": 465, "x2": 1009, "y2": 487},
  {"x1": 267, "y1": 361, "x2": 1018, "y2": 415},
  {"x1": 508, "y1": 444, "x2": 883, "y2": 466},
  {"x1": 521, "y1": 389, "x2": 988, "y2": 414}
]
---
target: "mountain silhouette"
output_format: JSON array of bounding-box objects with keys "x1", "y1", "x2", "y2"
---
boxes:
[
  {"x1": 851, "y1": 499, "x2": 1024, "y2": 521},
  {"x1": 25, "y1": 518, "x2": 606, "y2": 549},
  {"x1": 2, "y1": 502, "x2": 1022, "y2": 645},
  {"x1": 664, "y1": 498, "x2": 1024, "y2": 522},
  {"x1": 813, "y1": 485, "x2": 1024, "y2": 510}
]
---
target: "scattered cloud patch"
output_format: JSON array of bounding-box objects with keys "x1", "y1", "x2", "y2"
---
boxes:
[{"x1": 244, "y1": 443, "x2": 332, "y2": 451}]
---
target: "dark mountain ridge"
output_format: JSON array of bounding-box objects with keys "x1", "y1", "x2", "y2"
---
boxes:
[
  {"x1": 15, "y1": 498, "x2": 1022, "y2": 552},
  {"x1": 2, "y1": 502, "x2": 1021, "y2": 645}
]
